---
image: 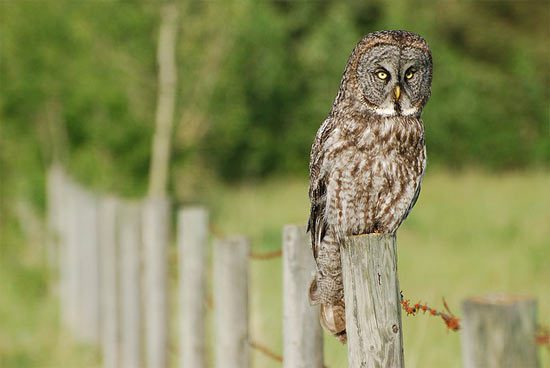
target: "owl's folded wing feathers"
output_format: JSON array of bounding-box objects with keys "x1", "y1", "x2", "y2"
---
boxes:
[{"x1": 307, "y1": 117, "x2": 336, "y2": 261}]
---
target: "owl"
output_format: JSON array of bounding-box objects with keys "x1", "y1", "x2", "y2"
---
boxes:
[{"x1": 307, "y1": 30, "x2": 433, "y2": 342}]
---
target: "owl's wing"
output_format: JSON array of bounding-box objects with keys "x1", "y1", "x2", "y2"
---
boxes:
[
  {"x1": 307, "y1": 117, "x2": 335, "y2": 260},
  {"x1": 401, "y1": 145, "x2": 427, "y2": 223},
  {"x1": 403, "y1": 180, "x2": 422, "y2": 220}
]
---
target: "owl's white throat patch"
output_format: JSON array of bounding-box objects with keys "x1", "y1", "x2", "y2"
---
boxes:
[
  {"x1": 374, "y1": 105, "x2": 397, "y2": 116},
  {"x1": 401, "y1": 106, "x2": 420, "y2": 116},
  {"x1": 374, "y1": 104, "x2": 419, "y2": 117}
]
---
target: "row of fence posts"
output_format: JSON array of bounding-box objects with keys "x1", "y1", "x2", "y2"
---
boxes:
[
  {"x1": 47, "y1": 166, "x2": 324, "y2": 368},
  {"x1": 48, "y1": 167, "x2": 171, "y2": 368},
  {"x1": 47, "y1": 166, "x2": 541, "y2": 368}
]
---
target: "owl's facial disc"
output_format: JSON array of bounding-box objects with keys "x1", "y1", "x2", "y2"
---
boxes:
[{"x1": 357, "y1": 44, "x2": 432, "y2": 117}]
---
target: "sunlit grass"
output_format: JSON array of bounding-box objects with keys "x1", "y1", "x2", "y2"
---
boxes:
[{"x1": 0, "y1": 238, "x2": 100, "y2": 368}]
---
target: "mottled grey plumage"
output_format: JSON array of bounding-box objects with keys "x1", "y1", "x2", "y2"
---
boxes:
[{"x1": 307, "y1": 30, "x2": 433, "y2": 342}]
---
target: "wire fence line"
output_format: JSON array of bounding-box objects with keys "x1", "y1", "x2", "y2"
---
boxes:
[{"x1": 46, "y1": 166, "x2": 323, "y2": 368}]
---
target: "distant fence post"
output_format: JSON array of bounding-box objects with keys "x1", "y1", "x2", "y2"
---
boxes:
[
  {"x1": 282, "y1": 225, "x2": 324, "y2": 368},
  {"x1": 461, "y1": 295, "x2": 539, "y2": 368},
  {"x1": 214, "y1": 236, "x2": 250, "y2": 368},
  {"x1": 64, "y1": 179, "x2": 82, "y2": 336},
  {"x1": 99, "y1": 197, "x2": 119, "y2": 368},
  {"x1": 119, "y1": 202, "x2": 143, "y2": 368},
  {"x1": 178, "y1": 207, "x2": 209, "y2": 368},
  {"x1": 76, "y1": 188, "x2": 101, "y2": 345},
  {"x1": 340, "y1": 234, "x2": 404, "y2": 368},
  {"x1": 56, "y1": 171, "x2": 73, "y2": 332},
  {"x1": 46, "y1": 164, "x2": 63, "y2": 268},
  {"x1": 142, "y1": 197, "x2": 170, "y2": 368}
]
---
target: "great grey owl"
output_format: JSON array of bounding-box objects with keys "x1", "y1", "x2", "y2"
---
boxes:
[{"x1": 307, "y1": 30, "x2": 433, "y2": 342}]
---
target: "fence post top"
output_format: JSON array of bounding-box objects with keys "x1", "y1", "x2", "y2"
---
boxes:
[
  {"x1": 464, "y1": 294, "x2": 536, "y2": 306},
  {"x1": 282, "y1": 224, "x2": 306, "y2": 231},
  {"x1": 217, "y1": 235, "x2": 249, "y2": 245},
  {"x1": 144, "y1": 195, "x2": 171, "y2": 205},
  {"x1": 178, "y1": 206, "x2": 208, "y2": 216}
]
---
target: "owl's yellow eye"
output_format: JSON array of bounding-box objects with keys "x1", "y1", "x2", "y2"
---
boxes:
[
  {"x1": 376, "y1": 71, "x2": 388, "y2": 80},
  {"x1": 405, "y1": 69, "x2": 415, "y2": 80}
]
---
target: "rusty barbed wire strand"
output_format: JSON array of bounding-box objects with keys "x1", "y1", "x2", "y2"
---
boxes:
[
  {"x1": 206, "y1": 294, "x2": 285, "y2": 364},
  {"x1": 209, "y1": 223, "x2": 224, "y2": 238},
  {"x1": 536, "y1": 325, "x2": 550, "y2": 351},
  {"x1": 400, "y1": 292, "x2": 461, "y2": 332},
  {"x1": 205, "y1": 293, "x2": 214, "y2": 309},
  {"x1": 210, "y1": 222, "x2": 283, "y2": 260},
  {"x1": 249, "y1": 249, "x2": 282, "y2": 260},
  {"x1": 249, "y1": 340, "x2": 284, "y2": 363}
]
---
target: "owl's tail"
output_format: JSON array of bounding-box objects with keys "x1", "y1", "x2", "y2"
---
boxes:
[
  {"x1": 309, "y1": 278, "x2": 347, "y2": 343},
  {"x1": 320, "y1": 303, "x2": 347, "y2": 343}
]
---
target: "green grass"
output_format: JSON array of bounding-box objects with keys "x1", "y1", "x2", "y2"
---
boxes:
[
  {"x1": 0, "y1": 239, "x2": 100, "y2": 368},
  {"x1": 206, "y1": 170, "x2": 550, "y2": 368},
  {"x1": 1, "y1": 171, "x2": 548, "y2": 367}
]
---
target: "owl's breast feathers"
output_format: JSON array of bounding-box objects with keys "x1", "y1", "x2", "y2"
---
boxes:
[{"x1": 308, "y1": 114, "x2": 425, "y2": 247}]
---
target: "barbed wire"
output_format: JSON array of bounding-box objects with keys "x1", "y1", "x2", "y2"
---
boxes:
[
  {"x1": 209, "y1": 223, "x2": 283, "y2": 260},
  {"x1": 536, "y1": 325, "x2": 550, "y2": 351},
  {"x1": 400, "y1": 292, "x2": 461, "y2": 332},
  {"x1": 249, "y1": 249, "x2": 282, "y2": 260},
  {"x1": 205, "y1": 293, "x2": 286, "y2": 364},
  {"x1": 249, "y1": 340, "x2": 283, "y2": 363}
]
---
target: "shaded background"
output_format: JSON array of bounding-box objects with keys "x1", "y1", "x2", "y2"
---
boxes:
[{"x1": 1, "y1": 1, "x2": 549, "y2": 367}]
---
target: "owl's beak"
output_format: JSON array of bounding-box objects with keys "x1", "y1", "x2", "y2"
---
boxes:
[{"x1": 393, "y1": 85, "x2": 401, "y2": 101}]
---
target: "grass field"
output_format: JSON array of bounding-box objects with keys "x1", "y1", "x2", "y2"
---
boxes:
[{"x1": 1, "y1": 171, "x2": 549, "y2": 367}]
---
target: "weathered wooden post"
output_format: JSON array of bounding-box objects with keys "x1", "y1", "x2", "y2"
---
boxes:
[
  {"x1": 119, "y1": 202, "x2": 143, "y2": 368},
  {"x1": 46, "y1": 164, "x2": 64, "y2": 268},
  {"x1": 142, "y1": 197, "x2": 170, "y2": 368},
  {"x1": 461, "y1": 294, "x2": 539, "y2": 368},
  {"x1": 64, "y1": 180, "x2": 83, "y2": 337},
  {"x1": 178, "y1": 207, "x2": 209, "y2": 368},
  {"x1": 340, "y1": 234, "x2": 404, "y2": 368},
  {"x1": 76, "y1": 187, "x2": 101, "y2": 345},
  {"x1": 56, "y1": 171, "x2": 74, "y2": 332},
  {"x1": 213, "y1": 236, "x2": 250, "y2": 368},
  {"x1": 99, "y1": 197, "x2": 119, "y2": 368},
  {"x1": 282, "y1": 225, "x2": 324, "y2": 368}
]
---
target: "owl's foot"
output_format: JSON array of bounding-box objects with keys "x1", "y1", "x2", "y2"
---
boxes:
[{"x1": 335, "y1": 330, "x2": 347, "y2": 344}]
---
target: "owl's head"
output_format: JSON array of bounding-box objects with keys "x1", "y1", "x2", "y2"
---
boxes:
[{"x1": 345, "y1": 30, "x2": 432, "y2": 118}]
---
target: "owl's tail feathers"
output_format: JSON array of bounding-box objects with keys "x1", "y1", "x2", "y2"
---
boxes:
[
  {"x1": 320, "y1": 303, "x2": 347, "y2": 343},
  {"x1": 310, "y1": 279, "x2": 347, "y2": 343}
]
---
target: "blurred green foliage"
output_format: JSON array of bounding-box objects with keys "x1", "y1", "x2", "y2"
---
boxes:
[
  {"x1": 1, "y1": 1, "x2": 548, "y2": 204},
  {"x1": 0, "y1": 3, "x2": 548, "y2": 366}
]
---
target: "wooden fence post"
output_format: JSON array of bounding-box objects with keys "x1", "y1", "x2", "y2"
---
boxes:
[
  {"x1": 46, "y1": 164, "x2": 64, "y2": 268},
  {"x1": 282, "y1": 225, "x2": 324, "y2": 368},
  {"x1": 142, "y1": 197, "x2": 170, "y2": 368},
  {"x1": 56, "y1": 171, "x2": 74, "y2": 332},
  {"x1": 99, "y1": 197, "x2": 119, "y2": 368},
  {"x1": 214, "y1": 236, "x2": 250, "y2": 368},
  {"x1": 119, "y1": 202, "x2": 143, "y2": 368},
  {"x1": 64, "y1": 180, "x2": 83, "y2": 337},
  {"x1": 461, "y1": 294, "x2": 539, "y2": 368},
  {"x1": 76, "y1": 187, "x2": 101, "y2": 345},
  {"x1": 178, "y1": 207, "x2": 209, "y2": 368},
  {"x1": 340, "y1": 234, "x2": 404, "y2": 368}
]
